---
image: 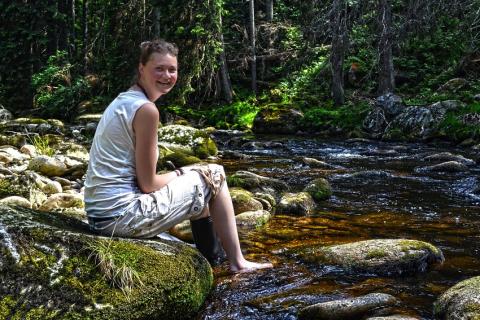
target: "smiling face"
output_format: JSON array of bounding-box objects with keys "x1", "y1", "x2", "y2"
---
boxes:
[{"x1": 138, "y1": 52, "x2": 178, "y2": 101}]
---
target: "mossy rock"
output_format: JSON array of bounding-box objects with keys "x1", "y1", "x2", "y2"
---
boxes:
[
  {"x1": 433, "y1": 276, "x2": 480, "y2": 320},
  {"x1": 277, "y1": 192, "x2": 316, "y2": 216},
  {"x1": 252, "y1": 106, "x2": 304, "y2": 134},
  {"x1": 229, "y1": 187, "x2": 264, "y2": 215},
  {"x1": 161, "y1": 151, "x2": 202, "y2": 168},
  {"x1": 158, "y1": 125, "x2": 218, "y2": 160},
  {"x1": 227, "y1": 171, "x2": 289, "y2": 194},
  {"x1": 0, "y1": 205, "x2": 213, "y2": 320},
  {"x1": 303, "y1": 178, "x2": 332, "y2": 201},
  {"x1": 296, "y1": 239, "x2": 444, "y2": 276}
]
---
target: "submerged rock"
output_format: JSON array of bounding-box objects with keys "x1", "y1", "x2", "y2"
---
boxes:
[
  {"x1": 366, "y1": 315, "x2": 419, "y2": 320},
  {"x1": 297, "y1": 239, "x2": 444, "y2": 276},
  {"x1": 423, "y1": 152, "x2": 475, "y2": 166},
  {"x1": 298, "y1": 293, "x2": 398, "y2": 320},
  {"x1": 0, "y1": 205, "x2": 213, "y2": 319},
  {"x1": 433, "y1": 276, "x2": 480, "y2": 320}
]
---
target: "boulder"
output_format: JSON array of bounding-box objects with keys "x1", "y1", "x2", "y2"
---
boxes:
[
  {"x1": 227, "y1": 171, "x2": 289, "y2": 195},
  {"x1": 235, "y1": 210, "x2": 271, "y2": 227},
  {"x1": 303, "y1": 178, "x2": 332, "y2": 201},
  {"x1": 363, "y1": 107, "x2": 388, "y2": 137},
  {"x1": 252, "y1": 106, "x2": 304, "y2": 134},
  {"x1": 438, "y1": 78, "x2": 468, "y2": 92},
  {"x1": 169, "y1": 220, "x2": 193, "y2": 243},
  {"x1": 0, "y1": 196, "x2": 31, "y2": 208},
  {"x1": 0, "y1": 205, "x2": 213, "y2": 319},
  {"x1": 297, "y1": 239, "x2": 444, "y2": 276},
  {"x1": 38, "y1": 192, "x2": 84, "y2": 211},
  {"x1": 230, "y1": 187, "x2": 264, "y2": 214},
  {"x1": 277, "y1": 192, "x2": 316, "y2": 216},
  {"x1": 375, "y1": 93, "x2": 405, "y2": 119},
  {"x1": 298, "y1": 293, "x2": 398, "y2": 320},
  {"x1": 158, "y1": 125, "x2": 218, "y2": 160},
  {"x1": 434, "y1": 276, "x2": 480, "y2": 320},
  {"x1": 366, "y1": 315, "x2": 419, "y2": 320}
]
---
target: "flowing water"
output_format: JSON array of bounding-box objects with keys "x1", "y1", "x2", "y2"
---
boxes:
[{"x1": 198, "y1": 134, "x2": 480, "y2": 320}]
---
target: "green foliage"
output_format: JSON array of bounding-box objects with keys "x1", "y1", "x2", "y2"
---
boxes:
[
  {"x1": 207, "y1": 98, "x2": 259, "y2": 129},
  {"x1": 31, "y1": 51, "x2": 90, "y2": 121},
  {"x1": 28, "y1": 135, "x2": 55, "y2": 157},
  {"x1": 438, "y1": 102, "x2": 480, "y2": 141}
]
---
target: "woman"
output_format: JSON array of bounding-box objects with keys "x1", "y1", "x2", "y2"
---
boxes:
[{"x1": 84, "y1": 39, "x2": 272, "y2": 273}]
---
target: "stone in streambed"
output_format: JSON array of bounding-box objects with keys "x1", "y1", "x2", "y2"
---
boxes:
[
  {"x1": 433, "y1": 276, "x2": 480, "y2": 320},
  {"x1": 297, "y1": 239, "x2": 444, "y2": 276},
  {"x1": 298, "y1": 293, "x2": 398, "y2": 320}
]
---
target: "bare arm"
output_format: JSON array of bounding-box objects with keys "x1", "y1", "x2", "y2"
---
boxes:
[{"x1": 133, "y1": 103, "x2": 177, "y2": 193}]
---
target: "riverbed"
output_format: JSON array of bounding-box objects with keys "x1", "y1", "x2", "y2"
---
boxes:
[{"x1": 198, "y1": 134, "x2": 480, "y2": 319}]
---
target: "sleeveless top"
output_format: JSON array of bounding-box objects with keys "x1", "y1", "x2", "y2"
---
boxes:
[{"x1": 84, "y1": 90, "x2": 153, "y2": 218}]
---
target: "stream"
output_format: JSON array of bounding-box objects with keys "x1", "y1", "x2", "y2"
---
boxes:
[{"x1": 198, "y1": 134, "x2": 480, "y2": 319}]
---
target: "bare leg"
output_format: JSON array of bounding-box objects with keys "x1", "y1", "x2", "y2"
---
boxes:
[{"x1": 208, "y1": 183, "x2": 272, "y2": 273}]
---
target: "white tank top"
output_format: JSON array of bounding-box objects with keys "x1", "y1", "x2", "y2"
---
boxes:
[{"x1": 84, "y1": 90, "x2": 152, "y2": 218}]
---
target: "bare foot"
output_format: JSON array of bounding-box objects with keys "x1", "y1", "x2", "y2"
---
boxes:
[{"x1": 230, "y1": 260, "x2": 273, "y2": 274}]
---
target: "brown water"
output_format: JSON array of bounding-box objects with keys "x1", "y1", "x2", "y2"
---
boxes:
[{"x1": 198, "y1": 135, "x2": 480, "y2": 320}]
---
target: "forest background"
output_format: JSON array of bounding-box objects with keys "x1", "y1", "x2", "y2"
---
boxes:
[{"x1": 1, "y1": 0, "x2": 480, "y2": 139}]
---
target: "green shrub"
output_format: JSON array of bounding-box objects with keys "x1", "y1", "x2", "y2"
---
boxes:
[{"x1": 32, "y1": 51, "x2": 90, "y2": 121}]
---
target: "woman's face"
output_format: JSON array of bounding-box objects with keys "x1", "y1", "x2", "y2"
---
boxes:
[{"x1": 139, "y1": 52, "x2": 178, "y2": 99}]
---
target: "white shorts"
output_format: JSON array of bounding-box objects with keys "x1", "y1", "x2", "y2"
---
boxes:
[{"x1": 90, "y1": 164, "x2": 225, "y2": 238}]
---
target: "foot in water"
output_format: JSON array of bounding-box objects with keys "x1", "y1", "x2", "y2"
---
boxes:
[{"x1": 230, "y1": 260, "x2": 273, "y2": 274}]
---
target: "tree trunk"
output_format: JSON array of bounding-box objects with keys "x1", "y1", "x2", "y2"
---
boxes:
[
  {"x1": 266, "y1": 0, "x2": 274, "y2": 22},
  {"x1": 249, "y1": 0, "x2": 257, "y2": 94},
  {"x1": 153, "y1": 7, "x2": 161, "y2": 37},
  {"x1": 330, "y1": 0, "x2": 348, "y2": 106},
  {"x1": 82, "y1": 0, "x2": 89, "y2": 73},
  {"x1": 218, "y1": 15, "x2": 233, "y2": 103},
  {"x1": 58, "y1": 0, "x2": 68, "y2": 52},
  {"x1": 46, "y1": 0, "x2": 58, "y2": 55},
  {"x1": 70, "y1": 0, "x2": 76, "y2": 53},
  {"x1": 377, "y1": 0, "x2": 395, "y2": 95}
]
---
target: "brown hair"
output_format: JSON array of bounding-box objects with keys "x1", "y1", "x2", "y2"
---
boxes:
[
  {"x1": 139, "y1": 39, "x2": 178, "y2": 65},
  {"x1": 133, "y1": 39, "x2": 178, "y2": 85}
]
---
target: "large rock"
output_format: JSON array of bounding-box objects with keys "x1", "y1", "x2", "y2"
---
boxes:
[
  {"x1": 0, "y1": 205, "x2": 213, "y2": 319},
  {"x1": 228, "y1": 170, "x2": 289, "y2": 196},
  {"x1": 235, "y1": 210, "x2": 271, "y2": 227},
  {"x1": 303, "y1": 178, "x2": 332, "y2": 201},
  {"x1": 383, "y1": 106, "x2": 434, "y2": 141},
  {"x1": 297, "y1": 239, "x2": 444, "y2": 276},
  {"x1": 252, "y1": 106, "x2": 304, "y2": 134},
  {"x1": 298, "y1": 293, "x2": 398, "y2": 320},
  {"x1": 230, "y1": 187, "x2": 264, "y2": 214},
  {"x1": 375, "y1": 93, "x2": 405, "y2": 119},
  {"x1": 277, "y1": 192, "x2": 316, "y2": 216},
  {"x1": 158, "y1": 125, "x2": 218, "y2": 160},
  {"x1": 433, "y1": 276, "x2": 480, "y2": 320}
]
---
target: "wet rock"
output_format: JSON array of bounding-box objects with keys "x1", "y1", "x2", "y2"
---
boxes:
[
  {"x1": 42, "y1": 180, "x2": 63, "y2": 194},
  {"x1": 298, "y1": 293, "x2": 398, "y2": 320},
  {"x1": 423, "y1": 152, "x2": 475, "y2": 166},
  {"x1": 28, "y1": 155, "x2": 68, "y2": 177},
  {"x1": 0, "y1": 205, "x2": 213, "y2": 319},
  {"x1": 303, "y1": 178, "x2": 332, "y2": 201},
  {"x1": 74, "y1": 113, "x2": 103, "y2": 124},
  {"x1": 434, "y1": 276, "x2": 480, "y2": 320},
  {"x1": 298, "y1": 239, "x2": 444, "y2": 276},
  {"x1": 230, "y1": 187, "x2": 264, "y2": 214},
  {"x1": 220, "y1": 150, "x2": 250, "y2": 160},
  {"x1": 228, "y1": 171, "x2": 289, "y2": 194},
  {"x1": 254, "y1": 192, "x2": 276, "y2": 208},
  {"x1": 348, "y1": 170, "x2": 393, "y2": 179},
  {"x1": 302, "y1": 157, "x2": 337, "y2": 169},
  {"x1": 0, "y1": 196, "x2": 32, "y2": 208},
  {"x1": 252, "y1": 106, "x2": 304, "y2": 134},
  {"x1": 235, "y1": 210, "x2": 271, "y2": 227},
  {"x1": 366, "y1": 315, "x2": 420, "y2": 320},
  {"x1": 277, "y1": 192, "x2": 316, "y2": 216},
  {"x1": 419, "y1": 161, "x2": 469, "y2": 173},
  {"x1": 38, "y1": 192, "x2": 84, "y2": 211}
]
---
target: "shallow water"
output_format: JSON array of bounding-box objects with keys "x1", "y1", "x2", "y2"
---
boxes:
[{"x1": 198, "y1": 135, "x2": 480, "y2": 320}]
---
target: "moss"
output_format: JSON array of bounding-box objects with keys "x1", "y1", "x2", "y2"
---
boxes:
[
  {"x1": 0, "y1": 295, "x2": 16, "y2": 318},
  {"x1": 398, "y1": 239, "x2": 441, "y2": 256},
  {"x1": 15, "y1": 118, "x2": 48, "y2": 124},
  {"x1": 163, "y1": 152, "x2": 201, "y2": 167},
  {"x1": 226, "y1": 175, "x2": 246, "y2": 188},
  {"x1": 365, "y1": 249, "x2": 388, "y2": 260}
]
